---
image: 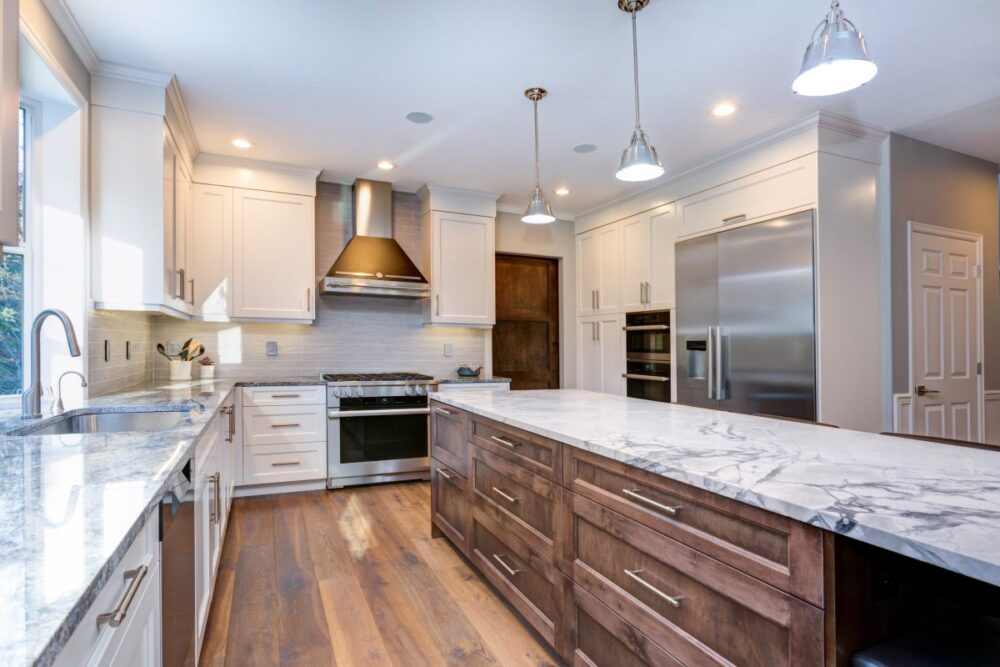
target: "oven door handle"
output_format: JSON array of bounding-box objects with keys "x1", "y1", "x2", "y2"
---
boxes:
[
  {"x1": 328, "y1": 408, "x2": 430, "y2": 419},
  {"x1": 622, "y1": 324, "x2": 669, "y2": 331},
  {"x1": 622, "y1": 373, "x2": 670, "y2": 382}
]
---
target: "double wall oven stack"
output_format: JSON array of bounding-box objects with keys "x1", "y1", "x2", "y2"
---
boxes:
[
  {"x1": 325, "y1": 372, "x2": 436, "y2": 488},
  {"x1": 623, "y1": 309, "x2": 672, "y2": 402}
]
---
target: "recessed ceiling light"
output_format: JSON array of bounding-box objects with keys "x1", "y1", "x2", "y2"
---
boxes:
[
  {"x1": 231, "y1": 137, "x2": 252, "y2": 149},
  {"x1": 711, "y1": 102, "x2": 739, "y2": 117},
  {"x1": 554, "y1": 187, "x2": 570, "y2": 196},
  {"x1": 406, "y1": 111, "x2": 434, "y2": 124},
  {"x1": 573, "y1": 143, "x2": 597, "y2": 154},
  {"x1": 376, "y1": 160, "x2": 395, "y2": 170}
]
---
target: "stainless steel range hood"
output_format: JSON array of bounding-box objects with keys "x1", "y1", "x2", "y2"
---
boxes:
[{"x1": 320, "y1": 179, "x2": 430, "y2": 298}]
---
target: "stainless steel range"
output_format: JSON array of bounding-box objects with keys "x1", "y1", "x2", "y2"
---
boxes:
[{"x1": 325, "y1": 372, "x2": 436, "y2": 488}]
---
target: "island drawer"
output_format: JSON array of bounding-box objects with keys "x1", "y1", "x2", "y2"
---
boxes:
[
  {"x1": 471, "y1": 416, "x2": 561, "y2": 481},
  {"x1": 471, "y1": 445, "x2": 562, "y2": 564},
  {"x1": 431, "y1": 403, "x2": 469, "y2": 476},
  {"x1": 470, "y1": 508, "x2": 566, "y2": 648},
  {"x1": 566, "y1": 493, "x2": 824, "y2": 667},
  {"x1": 242, "y1": 385, "x2": 325, "y2": 407},
  {"x1": 564, "y1": 584, "x2": 683, "y2": 667},
  {"x1": 564, "y1": 447, "x2": 824, "y2": 607},
  {"x1": 431, "y1": 459, "x2": 470, "y2": 554}
]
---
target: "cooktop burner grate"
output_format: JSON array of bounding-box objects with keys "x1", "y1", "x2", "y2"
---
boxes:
[{"x1": 322, "y1": 372, "x2": 434, "y2": 383}]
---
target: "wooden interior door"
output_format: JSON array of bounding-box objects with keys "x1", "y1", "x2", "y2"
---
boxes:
[
  {"x1": 493, "y1": 254, "x2": 560, "y2": 389},
  {"x1": 909, "y1": 224, "x2": 982, "y2": 441}
]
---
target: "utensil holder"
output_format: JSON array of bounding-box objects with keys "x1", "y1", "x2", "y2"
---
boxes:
[{"x1": 169, "y1": 360, "x2": 192, "y2": 381}]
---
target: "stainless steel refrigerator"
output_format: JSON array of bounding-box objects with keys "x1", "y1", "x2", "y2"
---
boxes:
[{"x1": 676, "y1": 211, "x2": 816, "y2": 420}]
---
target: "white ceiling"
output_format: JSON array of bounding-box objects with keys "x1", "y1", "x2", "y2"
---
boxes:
[{"x1": 62, "y1": 0, "x2": 1000, "y2": 216}]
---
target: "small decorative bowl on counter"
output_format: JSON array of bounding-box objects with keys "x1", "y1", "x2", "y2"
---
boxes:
[{"x1": 457, "y1": 365, "x2": 482, "y2": 377}]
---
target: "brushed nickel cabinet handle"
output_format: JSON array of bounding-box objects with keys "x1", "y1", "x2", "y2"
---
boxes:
[
  {"x1": 270, "y1": 423, "x2": 301, "y2": 429},
  {"x1": 596, "y1": 289, "x2": 600, "y2": 310},
  {"x1": 97, "y1": 564, "x2": 149, "y2": 628},
  {"x1": 214, "y1": 473, "x2": 222, "y2": 526},
  {"x1": 434, "y1": 407, "x2": 453, "y2": 415},
  {"x1": 270, "y1": 394, "x2": 301, "y2": 399},
  {"x1": 436, "y1": 294, "x2": 441, "y2": 316},
  {"x1": 491, "y1": 486, "x2": 518, "y2": 503},
  {"x1": 622, "y1": 488, "x2": 681, "y2": 516},
  {"x1": 271, "y1": 461, "x2": 300, "y2": 467},
  {"x1": 722, "y1": 213, "x2": 747, "y2": 224},
  {"x1": 306, "y1": 287, "x2": 311, "y2": 313},
  {"x1": 189, "y1": 278, "x2": 195, "y2": 305},
  {"x1": 490, "y1": 435, "x2": 519, "y2": 449},
  {"x1": 492, "y1": 553, "x2": 522, "y2": 577},
  {"x1": 436, "y1": 467, "x2": 454, "y2": 480},
  {"x1": 207, "y1": 474, "x2": 218, "y2": 524},
  {"x1": 624, "y1": 569, "x2": 681, "y2": 608},
  {"x1": 175, "y1": 268, "x2": 185, "y2": 300},
  {"x1": 227, "y1": 406, "x2": 236, "y2": 443}
]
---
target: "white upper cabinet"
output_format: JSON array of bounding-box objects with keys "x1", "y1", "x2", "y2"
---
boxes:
[
  {"x1": 576, "y1": 223, "x2": 621, "y2": 316},
  {"x1": 232, "y1": 188, "x2": 315, "y2": 321},
  {"x1": 647, "y1": 205, "x2": 676, "y2": 310},
  {"x1": 189, "y1": 184, "x2": 233, "y2": 319},
  {"x1": 0, "y1": 0, "x2": 18, "y2": 246},
  {"x1": 620, "y1": 214, "x2": 650, "y2": 312},
  {"x1": 162, "y1": 130, "x2": 193, "y2": 316},
  {"x1": 420, "y1": 186, "x2": 498, "y2": 327}
]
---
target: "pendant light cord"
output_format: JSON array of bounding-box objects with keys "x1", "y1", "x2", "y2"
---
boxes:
[
  {"x1": 631, "y1": 8, "x2": 641, "y2": 130},
  {"x1": 533, "y1": 98, "x2": 541, "y2": 188}
]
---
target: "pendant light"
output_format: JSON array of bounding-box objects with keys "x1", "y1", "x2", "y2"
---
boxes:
[
  {"x1": 522, "y1": 87, "x2": 556, "y2": 224},
  {"x1": 616, "y1": 0, "x2": 664, "y2": 183},
  {"x1": 792, "y1": 0, "x2": 877, "y2": 96}
]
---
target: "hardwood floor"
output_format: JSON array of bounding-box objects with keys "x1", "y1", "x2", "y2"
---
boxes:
[{"x1": 200, "y1": 482, "x2": 561, "y2": 666}]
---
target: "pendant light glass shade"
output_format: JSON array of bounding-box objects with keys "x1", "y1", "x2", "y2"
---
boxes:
[
  {"x1": 616, "y1": 0, "x2": 663, "y2": 183},
  {"x1": 522, "y1": 88, "x2": 555, "y2": 225},
  {"x1": 792, "y1": 0, "x2": 876, "y2": 96}
]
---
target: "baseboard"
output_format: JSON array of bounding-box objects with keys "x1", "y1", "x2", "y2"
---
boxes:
[
  {"x1": 986, "y1": 390, "x2": 1000, "y2": 446},
  {"x1": 233, "y1": 479, "x2": 327, "y2": 498},
  {"x1": 892, "y1": 393, "x2": 913, "y2": 434}
]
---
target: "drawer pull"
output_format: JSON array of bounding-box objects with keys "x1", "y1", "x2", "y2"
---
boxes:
[
  {"x1": 722, "y1": 213, "x2": 747, "y2": 224},
  {"x1": 270, "y1": 394, "x2": 301, "y2": 399},
  {"x1": 491, "y1": 486, "x2": 519, "y2": 504},
  {"x1": 270, "y1": 423, "x2": 301, "y2": 428},
  {"x1": 97, "y1": 564, "x2": 149, "y2": 628},
  {"x1": 624, "y1": 569, "x2": 682, "y2": 608},
  {"x1": 271, "y1": 461, "x2": 301, "y2": 467},
  {"x1": 434, "y1": 407, "x2": 454, "y2": 415},
  {"x1": 436, "y1": 467, "x2": 454, "y2": 480},
  {"x1": 622, "y1": 488, "x2": 681, "y2": 516},
  {"x1": 492, "y1": 553, "x2": 522, "y2": 577},
  {"x1": 490, "y1": 435, "x2": 519, "y2": 449}
]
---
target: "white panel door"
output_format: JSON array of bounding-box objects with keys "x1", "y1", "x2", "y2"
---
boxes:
[
  {"x1": 578, "y1": 318, "x2": 602, "y2": 391},
  {"x1": 598, "y1": 314, "x2": 625, "y2": 395},
  {"x1": 190, "y1": 184, "x2": 233, "y2": 318},
  {"x1": 577, "y1": 230, "x2": 601, "y2": 316},
  {"x1": 620, "y1": 214, "x2": 650, "y2": 312},
  {"x1": 194, "y1": 429, "x2": 220, "y2": 658},
  {"x1": 0, "y1": 0, "x2": 17, "y2": 245},
  {"x1": 596, "y1": 224, "x2": 621, "y2": 314},
  {"x1": 232, "y1": 188, "x2": 314, "y2": 320},
  {"x1": 648, "y1": 204, "x2": 676, "y2": 310},
  {"x1": 910, "y1": 227, "x2": 981, "y2": 441},
  {"x1": 432, "y1": 211, "x2": 494, "y2": 325}
]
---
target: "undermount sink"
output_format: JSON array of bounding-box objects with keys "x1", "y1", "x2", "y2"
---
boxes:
[{"x1": 21, "y1": 409, "x2": 190, "y2": 436}]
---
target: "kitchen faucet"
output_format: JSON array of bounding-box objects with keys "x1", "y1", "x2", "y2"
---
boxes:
[{"x1": 21, "y1": 309, "x2": 81, "y2": 419}]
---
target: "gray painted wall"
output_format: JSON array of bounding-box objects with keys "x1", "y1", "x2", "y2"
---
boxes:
[{"x1": 889, "y1": 133, "x2": 1000, "y2": 392}]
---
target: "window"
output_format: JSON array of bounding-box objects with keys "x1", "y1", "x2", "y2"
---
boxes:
[{"x1": 0, "y1": 106, "x2": 29, "y2": 395}]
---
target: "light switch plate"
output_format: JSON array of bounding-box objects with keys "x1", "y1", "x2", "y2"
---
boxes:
[
  {"x1": 443, "y1": 343, "x2": 453, "y2": 357},
  {"x1": 266, "y1": 341, "x2": 278, "y2": 357}
]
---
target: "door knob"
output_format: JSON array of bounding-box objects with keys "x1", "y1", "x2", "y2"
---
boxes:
[{"x1": 915, "y1": 385, "x2": 940, "y2": 397}]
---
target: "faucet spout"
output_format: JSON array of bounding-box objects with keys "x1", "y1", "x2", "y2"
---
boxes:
[{"x1": 21, "y1": 309, "x2": 82, "y2": 419}]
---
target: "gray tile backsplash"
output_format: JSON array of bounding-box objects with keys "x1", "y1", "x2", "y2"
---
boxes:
[{"x1": 87, "y1": 310, "x2": 156, "y2": 396}]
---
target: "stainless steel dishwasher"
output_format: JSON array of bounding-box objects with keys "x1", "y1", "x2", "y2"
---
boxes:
[{"x1": 160, "y1": 458, "x2": 195, "y2": 667}]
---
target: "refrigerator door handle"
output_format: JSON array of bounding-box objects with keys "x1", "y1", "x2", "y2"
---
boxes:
[
  {"x1": 706, "y1": 326, "x2": 715, "y2": 400},
  {"x1": 714, "y1": 326, "x2": 724, "y2": 401}
]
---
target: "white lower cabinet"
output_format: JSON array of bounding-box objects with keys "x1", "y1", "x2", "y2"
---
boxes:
[
  {"x1": 239, "y1": 386, "x2": 327, "y2": 487},
  {"x1": 194, "y1": 415, "x2": 222, "y2": 659},
  {"x1": 53, "y1": 516, "x2": 161, "y2": 667},
  {"x1": 578, "y1": 314, "x2": 624, "y2": 395}
]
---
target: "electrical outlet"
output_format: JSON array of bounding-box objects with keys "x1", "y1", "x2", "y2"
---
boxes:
[
  {"x1": 266, "y1": 341, "x2": 278, "y2": 357},
  {"x1": 167, "y1": 342, "x2": 182, "y2": 356},
  {"x1": 443, "y1": 343, "x2": 453, "y2": 357}
]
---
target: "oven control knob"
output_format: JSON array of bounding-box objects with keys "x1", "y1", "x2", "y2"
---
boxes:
[
  {"x1": 416, "y1": 385, "x2": 427, "y2": 396},
  {"x1": 404, "y1": 385, "x2": 415, "y2": 396},
  {"x1": 355, "y1": 386, "x2": 364, "y2": 397},
  {"x1": 332, "y1": 387, "x2": 342, "y2": 398}
]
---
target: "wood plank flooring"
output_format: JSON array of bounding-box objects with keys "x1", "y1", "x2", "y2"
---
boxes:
[{"x1": 200, "y1": 482, "x2": 561, "y2": 667}]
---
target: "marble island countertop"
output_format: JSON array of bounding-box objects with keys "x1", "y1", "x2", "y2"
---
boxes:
[
  {"x1": 431, "y1": 389, "x2": 1000, "y2": 589},
  {"x1": 0, "y1": 377, "x2": 324, "y2": 667}
]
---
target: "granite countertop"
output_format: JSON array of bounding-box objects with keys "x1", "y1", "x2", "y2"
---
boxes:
[
  {"x1": 435, "y1": 376, "x2": 511, "y2": 384},
  {"x1": 0, "y1": 377, "x2": 324, "y2": 667},
  {"x1": 431, "y1": 389, "x2": 1000, "y2": 588}
]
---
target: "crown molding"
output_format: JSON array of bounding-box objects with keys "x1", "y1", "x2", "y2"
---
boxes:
[
  {"x1": 165, "y1": 77, "x2": 200, "y2": 157},
  {"x1": 92, "y1": 62, "x2": 173, "y2": 87},
  {"x1": 417, "y1": 184, "x2": 502, "y2": 202},
  {"x1": 815, "y1": 110, "x2": 889, "y2": 142},
  {"x1": 41, "y1": 0, "x2": 98, "y2": 72},
  {"x1": 496, "y1": 201, "x2": 575, "y2": 222},
  {"x1": 195, "y1": 153, "x2": 322, "y2": 179}
]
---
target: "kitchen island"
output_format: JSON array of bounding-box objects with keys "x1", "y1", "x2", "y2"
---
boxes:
[{"x1": 429, "y1": 388, "x2": 1000, "y2": 666}]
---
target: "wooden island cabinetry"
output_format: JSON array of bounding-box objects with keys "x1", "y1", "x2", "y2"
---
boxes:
[{"x1": 430, "y1": 402, "x2": 829, "y2": 666}]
